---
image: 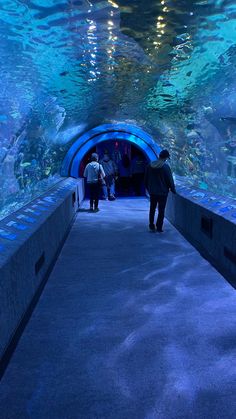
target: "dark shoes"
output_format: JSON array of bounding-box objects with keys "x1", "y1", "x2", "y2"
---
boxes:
[
  {"x1": 149, "y1": 224, "x2": 164, "y2": 233},
  {"x1": 108, "y1": 195, "x2": 116, "y2": 201},
  {"x1": 149, "y1": 224, "x2": 156, "y2": 232},
  {"x1": 89, "y1": 207, "x2": 99, "y2": 212}
]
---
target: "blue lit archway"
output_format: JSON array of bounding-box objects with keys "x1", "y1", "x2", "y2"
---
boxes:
[{"x1": 61, "y1": 123, "x2": 161, "y2": 177}]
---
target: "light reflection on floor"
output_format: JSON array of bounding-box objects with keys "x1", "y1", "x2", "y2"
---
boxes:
[{"x1": 0, "y1": 198, "x2": 236, "y2": 419}]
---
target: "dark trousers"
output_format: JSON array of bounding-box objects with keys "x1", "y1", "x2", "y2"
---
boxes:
[
  {"x1": 89, "y1": 182, "x2": 100, "y2": 209},
  {"x1": 149, "y1": 194, "x2": 168, "y2": 230}
]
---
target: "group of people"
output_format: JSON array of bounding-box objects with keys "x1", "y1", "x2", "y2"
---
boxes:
[
  {"x1": 84, "y1": 151, "x2": 146, "y2": 202},
  {"x1": 83, "y1": 149, "x2": 176, "y2": 232}
]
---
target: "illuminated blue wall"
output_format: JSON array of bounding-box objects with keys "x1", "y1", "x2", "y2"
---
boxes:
[{"x1": 61, "y1": 124, "x2": 160, "y2": 177}]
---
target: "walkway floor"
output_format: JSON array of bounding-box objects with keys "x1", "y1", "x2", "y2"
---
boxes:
[{"x1": 0, "y1": 198, "x2": 236, "y2": 419}]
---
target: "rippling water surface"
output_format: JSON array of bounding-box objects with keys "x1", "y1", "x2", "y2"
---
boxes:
[{"x1": 1, "y1": 0, "x2": 236, "y2": 217}]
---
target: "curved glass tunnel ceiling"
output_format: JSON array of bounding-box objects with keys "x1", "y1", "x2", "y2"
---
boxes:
[
  {"x1": 1, "y1": 0, "x2": 236, "y2": 218},
  {"x1": 61, "y1": 123, "x2": 161, "y2": 177}
]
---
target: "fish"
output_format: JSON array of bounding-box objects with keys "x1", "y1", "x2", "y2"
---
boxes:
[
  {"x1": 162, "y1": 82, "x2": 173, "y2": 87},
  {"x1": 220, "y1": 117, "x2": 236, "y2": 123},
  {"x1": 160, "y1": 94, "x2": 173, "y2": 98},
  {"x1": 20, "y1": 162, "x2": 31, "y2": 167}
]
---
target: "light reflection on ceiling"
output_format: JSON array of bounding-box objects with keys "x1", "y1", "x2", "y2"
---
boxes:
[{"x1": 1, "y1": 0, "x2": 236, "y2": 217}]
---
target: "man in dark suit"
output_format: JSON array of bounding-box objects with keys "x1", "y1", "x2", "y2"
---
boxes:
[{"x1": 145, "y1": 149, "x2": 176, "y2": 232}]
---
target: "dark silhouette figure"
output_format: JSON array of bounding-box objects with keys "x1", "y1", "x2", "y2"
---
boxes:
[
  {"x1": 131, "y1": 151, "x2": 146, "y2": 196},
  {"x1": 145, "y1": 149, "x2": 176, "y2": 232},
  {"x1": 118, "y1": 154, "x2": 131, "y2": 195}
]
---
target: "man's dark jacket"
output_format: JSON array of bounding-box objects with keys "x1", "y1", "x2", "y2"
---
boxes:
[{"x1": 144, "y1": 160, "x2": 176, "y2": 195}]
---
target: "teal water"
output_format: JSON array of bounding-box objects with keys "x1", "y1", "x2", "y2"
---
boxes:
[{"x1": 1, "y1": 0, "x2": 236, "y2": 218}]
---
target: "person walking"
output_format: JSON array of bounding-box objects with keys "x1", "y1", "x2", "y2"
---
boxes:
[
  {"x1": 83, "y1": 153, "x2": 105, "y2": 212},
  {"x1": 100, "y1": 151, "x2": 118, "y2": 200},
  {"x1": 145, "y1": 149, "x2": 176, "y2": 232}
]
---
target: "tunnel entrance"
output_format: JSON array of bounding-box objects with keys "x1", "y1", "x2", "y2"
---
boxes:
[
  {"x1": 61, "y1": 123, "x2": 161, "y2": 179},
  {"x1": 61, "y1": 123, "x2": 161, "y2": 200},
  {"x1": 80, "y1": 140, "x2": 148, "y2": 198}
]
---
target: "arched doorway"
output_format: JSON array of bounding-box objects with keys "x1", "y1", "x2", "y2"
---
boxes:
[{"x1": 61, "y1": 123, "x2": 161, "y2": 178}]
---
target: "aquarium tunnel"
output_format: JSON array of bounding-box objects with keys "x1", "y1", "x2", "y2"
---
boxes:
[
  {"x1": 61, "y1": 123, "x2": 160, "y2": 177},
  {"x1": 0, "y1": 1, "x2": 236, "y2": 418}
]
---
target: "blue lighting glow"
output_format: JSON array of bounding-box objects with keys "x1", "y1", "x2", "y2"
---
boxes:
[
  {"x1": 1, "y1": 1, "x2": 236, "y2": 217},
  {"x1": 6, "y1": 221, "x2": 28, "y2": 231},
  {"x1": 61, "y1": 123, "x2": 161, "y2": 177},
  {"x1": 0, "y1": 229, "x2": 17, "y2": 241}
]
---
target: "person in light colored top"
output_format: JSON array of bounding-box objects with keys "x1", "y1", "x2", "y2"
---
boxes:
[{"x1": 83, "y1": 153, "x2": 105, "y2": 212}]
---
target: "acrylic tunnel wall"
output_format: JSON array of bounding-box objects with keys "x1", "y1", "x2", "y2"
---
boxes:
[
  {"x1": 61, "y1": 124, "x2": 161, "y2": 178},
  {"x1": 2, "y1": 1, "x2": 236, "y2": 222}
]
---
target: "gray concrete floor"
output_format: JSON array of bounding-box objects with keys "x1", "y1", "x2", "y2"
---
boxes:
[{"x1": 0, "y1": 198, "x2": 236, "y2": 419}]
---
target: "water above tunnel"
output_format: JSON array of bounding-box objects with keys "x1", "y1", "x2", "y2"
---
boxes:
[{"x1": 1, "y1": 0, "x2": 236, "y2": 217}]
